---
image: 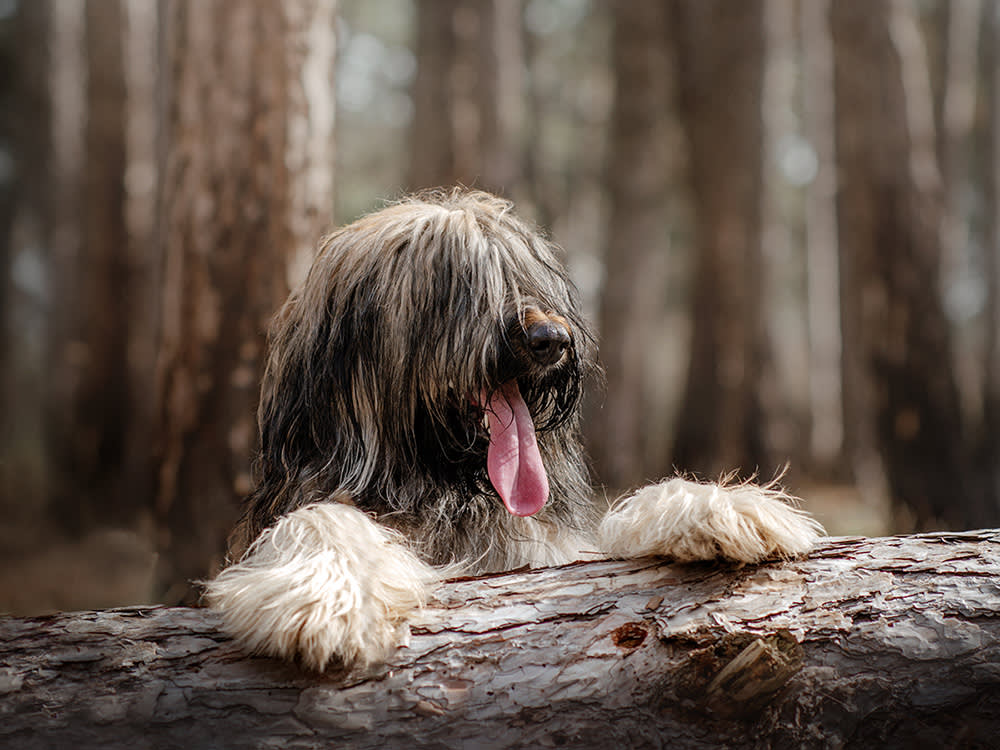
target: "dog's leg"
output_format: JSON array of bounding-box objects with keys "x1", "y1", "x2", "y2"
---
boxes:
[
  {"x1": 204, "y1": 503, "x2": 437, "y2": 671},
  {"x1": 598, "y1": 477, "x2": 823, "y2": 564}
]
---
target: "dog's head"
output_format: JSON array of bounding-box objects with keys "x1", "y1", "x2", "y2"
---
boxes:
[{"x1": 246, "y1": 189, "x2": 596, "y2": 538}]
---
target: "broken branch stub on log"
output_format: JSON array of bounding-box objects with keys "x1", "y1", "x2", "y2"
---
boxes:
[{"x1": 2, "y1": 531, "x2": 1000, "y2": 749}]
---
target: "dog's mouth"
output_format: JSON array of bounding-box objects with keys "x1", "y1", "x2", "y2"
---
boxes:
[
  {"x1": 471, "y1": 304, "x2": 580, "y2": 517},
  {"x1": 479, "y1": 381, "x2": 549, "y2": 517}
]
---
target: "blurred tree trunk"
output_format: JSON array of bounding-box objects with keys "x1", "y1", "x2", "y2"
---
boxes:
[
  {"x1": 409, "y1": 0, "x2": 459, "y2": 189},
  {"x1": 590, "y1": 1, "x2": 671, "y2": 491},
  {"x1": 935, "y1": 0, "x2": 981, "y2": 263},
  {"x1": 478, "y1": 0, "x2": 524, "y2": 195},
  {"x1": 0, "y1": 0, "x2": 58, "y2": 528},
  {"x1": 155, "y1": 0, "x2": 336, "y2": 602},
  {"x1": 983, "y1": 3, "x2": 1000, "y2": 512},
  {"x1": 760, "y1": 0, "x2": 808, "y2": 473},
  {"x1": 1, "y1": 1, "x2": 164, "y2": 552},
  {"x1": 669, "y1": 0, "x2": 774, "y2": 479},
  {"x1": 799, "y1": 0, "x2": 845, "y2": 475},
  {"x1": 44, "y1": 0, "x2": 131, "y2": 534},
  {"x1": 831, "y1": 0, "x2": 983, "y2": 529},
  {"x1": 114, "y1": 0, "x2": 166, "y2": 534},
  {"x1": 0, "y1": 11, "x2": 16, "y2": 375},
  {"x1": 408, "y1": 0, "x2": 523, "y2": 194},
  {"x1": 937, "y1": 0, "x2": 982, "y2": 425}
]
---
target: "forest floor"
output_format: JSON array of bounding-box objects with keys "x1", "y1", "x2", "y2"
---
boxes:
[{"x1": 0, "y1": 483, "x2": 888, "y2": 617}]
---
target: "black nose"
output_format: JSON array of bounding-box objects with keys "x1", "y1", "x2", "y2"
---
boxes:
[{"x1": 526, "y1": 320, "x2": 571, "y2": 365}]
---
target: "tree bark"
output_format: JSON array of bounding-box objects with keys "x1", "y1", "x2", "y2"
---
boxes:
[
  {"x1": 408, "y1": 0, "x2": 461, "y2": 190},
  {"x1": 831, "y1": 0, "x2": 978, "y2": 528},
  {"x1": 476, "y1": 0, "x2": 524, "y2": 195},
  {"x1": 154, "y1": 0, "x2": 336, "y2": 601},
  {"x1": 591, "y1": 0, "x2": 671, "y2": 491},
  {"x1": 2, "y1": 531, "x2": 999, "y2": 749},
  {"x1": 799, "y1": 0, "x2": 845, "y2": 474},
  {"x1": 43, "y1": 0, "x2": 130, "y2": 534},
  {"x1": 982, "y1": 1, "x2": 1000, "y2": 520},
  {"x1": 407, "y1": 0, "x2": 523, "y2": 195},
  {"x1": 669, "y1": 0, "x2": 775, "y2": 480},
  {"x1": 0, "y1": 0, "x2": 58, "y2": 526},
  {"x1": 936, "y1": 0, "x2": 983, "y2": 436}
]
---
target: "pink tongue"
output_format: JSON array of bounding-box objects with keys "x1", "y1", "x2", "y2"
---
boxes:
[{"x1": 485, "y1": 381, "x2": 549, "y2": 516}]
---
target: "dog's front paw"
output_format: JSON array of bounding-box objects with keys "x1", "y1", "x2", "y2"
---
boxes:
[
  {"x1": 598, "y1": 477, "x2": 824, "y2": 564},
  {"x1": 204, "y1": 503, "x2": 437, "y2": 671}
]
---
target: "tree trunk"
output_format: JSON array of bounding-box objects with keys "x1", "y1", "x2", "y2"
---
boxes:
[
  {"x1": 113, "y1": 0, "x2": 167, "y2": 533},
  {"x1": 2, "y1": 531, "x2": 999, "y2": 749},
  {"x1": 408, "y1": 0, "x2": 461, "y2": 190},
  {"x1": 799, "y1": 0, "x2": 845, "y2": 474},
  {"x1": 760, "y1": 0, "x2": 807, "y2": 472},
  {"x1": 591, "y1": 0, "x2": 671, "y2": 491},
  {"x1": 0, "y1": 0, "x2": 57, "y2": 527},
  {"x1": 408, "y1": 0, "x2": 523, "y2": 195},
  {"x1": 669, "y1": 0, "x2": 775, "y2": 480},
  {"x1": 154, "y1": 0, "x2": 336, "y2": 602},
  {"x1": 937, "y1": 0, "x2": 983, "y2": 429},
  {"x1": 44, "y1": 0, "x2": 129, "y2": 534},
  {"x1": 981, "y1": 1, "x2": 1000, "y2": 523},
  {"x1": 3, "y1": 0, "x2": 163, "y2": 549},
  {"x1": 477, "y1": 0, "x2": 524, "y2": 195},
  {"x1": 831, "y1": 0, "x2": 980, "y2": 528}
]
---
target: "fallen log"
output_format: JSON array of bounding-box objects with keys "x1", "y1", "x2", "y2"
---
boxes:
[{"x1": 2, "y1": 531, "x2": 999, "y2": 749}]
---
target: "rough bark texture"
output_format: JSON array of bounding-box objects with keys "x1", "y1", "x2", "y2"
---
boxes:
[
  {"x1": 154, "y1": 0, "x2": 336, "y2": 601},
  {"x1": 2, "y1": 532, "x2": 999, "y2": 749}
]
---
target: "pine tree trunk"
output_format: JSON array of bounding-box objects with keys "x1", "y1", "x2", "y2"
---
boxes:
[
  {"x1": 670, "y1": 0, "x2": 774, "y2": 479},
  {"x1": 154, "y1": 0, "x2": 336, "y2": 601},
  {"x1": 800, "y1": 0, "x2": 845, "y2": 474},
  {"x1": 591, "y1": 0, "x2": 671, "y2": 490},
  {"x1": 408, "y1": 0, "x2": 461, "y2": 189},
  {"x1": 981, "y1": 0, "x2": 1000, "y2": 521},
  {"x1": 2, "y1": 532, "x2": 999, "y2": 749},
  {"x1": 408, "y1": 0, "x2": 523, "y2": 195},
  {"x1": 0, "y1": 0, "x2": 57, "y2": 526},
  {"x1": 831, "y1": 0, "x2": 981, "y2": 528},
  {"x1": 44, "y1": 0, "x2": 130, "y2": 534},
  {"x1": 477, "y1": 0, "x2": 524, "y2": 195}
]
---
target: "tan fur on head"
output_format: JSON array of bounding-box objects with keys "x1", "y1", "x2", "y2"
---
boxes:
[
  {"x1": 599, "y1": 477, "x2": 824, "y2": 564},
  {"x1": 204, "y1": 503, "x2": 437, "y2": 671}
]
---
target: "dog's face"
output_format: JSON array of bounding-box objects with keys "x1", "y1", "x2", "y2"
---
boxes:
[{"x1": 248, "y1": 190, "x2": 596, "y2": 539}]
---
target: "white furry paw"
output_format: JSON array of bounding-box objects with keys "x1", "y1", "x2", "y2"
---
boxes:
[
  {"x1": 203, "y1": 503, "x2": 438, "y2": 671},
  {"x1": 598, "y1": 477, "x2": 824, "y2": 564}
]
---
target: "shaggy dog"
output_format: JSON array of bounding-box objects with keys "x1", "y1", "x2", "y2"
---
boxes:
[{"x1": 205, "y1": 189, "x2": 822, "y2": 671}]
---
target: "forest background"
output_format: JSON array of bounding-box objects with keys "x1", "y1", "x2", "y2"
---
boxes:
[{"x1": 1, "y1": 0, "x2": 998, "y2": 612}]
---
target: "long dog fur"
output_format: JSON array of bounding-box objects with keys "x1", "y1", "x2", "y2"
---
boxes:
[{"x1": 205, "y1": 189, "x2": 823, "y2": 671}]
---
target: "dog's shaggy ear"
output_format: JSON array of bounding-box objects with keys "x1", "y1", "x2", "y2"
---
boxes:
[
  {"x1": 238, "y1": 307, "x2": 342, "y2": 539},
  {"x1": 599, "y1": 477, "x2": 824, "y2": 564}
]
